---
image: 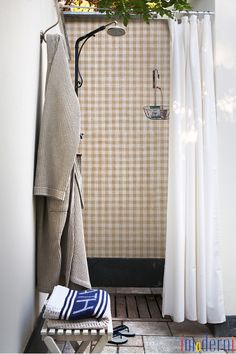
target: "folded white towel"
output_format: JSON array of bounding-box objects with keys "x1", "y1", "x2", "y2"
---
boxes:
[{"x1": 43, "y1": 285, "x2": 110, "y2": 321}]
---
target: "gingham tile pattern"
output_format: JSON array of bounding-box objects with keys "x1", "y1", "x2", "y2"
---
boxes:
[{"x1": 65, "y1": 16, "x2": 170, "y2": 257}]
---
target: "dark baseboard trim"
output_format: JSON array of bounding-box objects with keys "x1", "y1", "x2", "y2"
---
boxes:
[
  {"x1": 210, "y1": 316, "x2": 236, "y2": 337},
  {"x1": 88, "y1": 257, "x2": 165, "y2": 287}
]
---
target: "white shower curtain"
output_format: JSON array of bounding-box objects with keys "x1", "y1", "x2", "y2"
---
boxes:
[{"x1": 162, "y1": 15, "x2": 225, "y2": 324}]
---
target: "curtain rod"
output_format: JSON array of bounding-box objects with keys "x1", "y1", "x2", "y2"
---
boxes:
[
  {"x1": 62, "y1": 5, "x2": 214, "y2": 15},
  {"x1": 171, "y1": 10, "x2": 214, "y2": 15}
]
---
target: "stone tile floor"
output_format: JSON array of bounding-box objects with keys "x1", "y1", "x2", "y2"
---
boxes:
[
  {"x1": 61, "y1": 288, "x2": 230, "y2": 353},
  {"x1": 62, "y1": 320, "x2": 229, "y2": 353},
  {"x1": 99, "y1": 320, "x2": 228, "y2": 353}
]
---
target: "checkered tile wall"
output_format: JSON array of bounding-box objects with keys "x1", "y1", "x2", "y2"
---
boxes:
[{"x1": 65, "y1": 16, "x2": 170, "y2": 258}]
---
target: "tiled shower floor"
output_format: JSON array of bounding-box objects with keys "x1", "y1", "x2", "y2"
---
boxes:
[{"x1": 62, "y1": 288, "x2": 228, "y2": 353}]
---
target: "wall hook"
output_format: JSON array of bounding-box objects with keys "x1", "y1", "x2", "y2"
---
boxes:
[{"x1": 40, "y1": 20, "x2": 59, "y2": 43}]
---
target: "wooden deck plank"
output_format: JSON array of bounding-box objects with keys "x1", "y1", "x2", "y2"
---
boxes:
[
  {"x1": 126, "y1": 295, "x2": 139, "y2": 318},
  {"x1": 156, "y1": 295, "x2": 162, "y2": 313},
  {"x1": 136, "y1": 295, "x2": 150, "y2": 318},
  {"x1": 113, "y1": 317, "x2": 169, "y2": 322},
  {"x1": 110, "y1": 294, "x2": 116, "y2": 318},
  {"x1": 156, "y1": 295, "x2": 172, "y2": 321},
  {"x1": 116, "y1": 295, "x2": 127, "y2": 318},
  {"x1": 146, "y1": 295, "x2": 162, "y2": 318}
]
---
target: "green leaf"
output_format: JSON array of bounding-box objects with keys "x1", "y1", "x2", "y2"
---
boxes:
[{"x1": 97, "y1": 0, "x2": 192, "y2": 25}]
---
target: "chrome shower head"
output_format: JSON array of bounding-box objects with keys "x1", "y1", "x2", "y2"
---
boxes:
[{"x1": 106, "y1": 21, "x2": 126, "y2": 37}]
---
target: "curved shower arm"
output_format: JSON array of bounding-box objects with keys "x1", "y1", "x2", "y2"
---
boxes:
[{"x1": 74, "y1": 21, "x2": 118, "y2": 94}]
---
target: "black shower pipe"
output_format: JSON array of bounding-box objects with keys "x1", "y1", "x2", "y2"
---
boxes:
[{"x1": 74, "y1": 22, "x2": 117, "y2": 94}]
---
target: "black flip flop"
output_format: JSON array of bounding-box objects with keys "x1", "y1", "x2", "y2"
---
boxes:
[
  {"x1": 113, "y1": 324, "x2": 126, "y2": 333},
  {"x1": 113, "y1": 324, "x2": 135, "y2": 337},
  {"x1": 108, "y1": 332, "x2": 128, "y2": 345}
]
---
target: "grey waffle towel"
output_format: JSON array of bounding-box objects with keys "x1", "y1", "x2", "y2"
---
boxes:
[
  {"x1": 34, "y1": 34, "x2": 91, "y2": 293},
  {"x1": 45, "y1": 318, "x2": 110, "y2": 330}
]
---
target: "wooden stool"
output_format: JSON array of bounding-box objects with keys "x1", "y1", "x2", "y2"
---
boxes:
[{"x1": 40, "y1": 316, "x2": 113, "y2": 353}]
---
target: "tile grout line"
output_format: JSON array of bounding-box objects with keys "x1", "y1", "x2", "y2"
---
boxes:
[{"x1": 141, "y1": 335, "x2": 146, "y2": 354}]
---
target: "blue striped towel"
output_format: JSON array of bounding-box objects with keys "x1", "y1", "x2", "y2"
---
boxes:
[{"x1": 43, "y1": 285, "x2": 110, "y2": 321}]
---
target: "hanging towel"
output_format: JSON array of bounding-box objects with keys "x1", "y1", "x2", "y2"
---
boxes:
[
  {"x1": 34, "y1": 34, "x2": 91, "y2": 293},
  {"x1": 34, "y1": 34, "x2": 81, "y2": 200},
  {"x1": 43, "y1": 286, "x2": 110, "y2": 321}
]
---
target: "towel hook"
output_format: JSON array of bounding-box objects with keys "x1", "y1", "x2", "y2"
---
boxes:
[{"x1": 40, "y1": 20, "x2": 59, "y2": 43}]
